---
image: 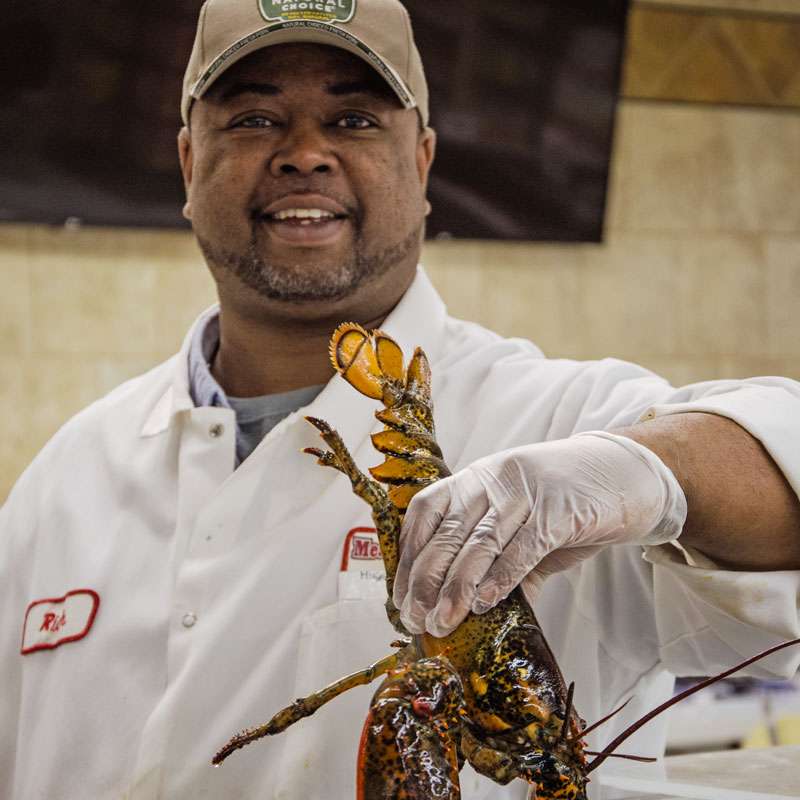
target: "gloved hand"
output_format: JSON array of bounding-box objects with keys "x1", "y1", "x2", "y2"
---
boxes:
[{"x1": 393, "y1": 431, "x2": 687, "y2": 637}]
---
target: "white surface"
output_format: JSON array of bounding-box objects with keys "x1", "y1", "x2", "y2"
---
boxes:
[
  {"x1": 600, "y1": 744, "x2": 800, "y2": 799},
  {"x1": 666, "y1": 678, "x2": 800, "y2": 750}
]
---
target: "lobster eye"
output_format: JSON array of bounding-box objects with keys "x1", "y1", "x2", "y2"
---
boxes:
[{"x1": 412, "y1": 696, "x2": 437, "y2": 718}]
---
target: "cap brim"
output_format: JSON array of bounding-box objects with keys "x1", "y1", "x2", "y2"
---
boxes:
[{"x1": 185, "y1": 21, "x2": 417, "y2": 123}]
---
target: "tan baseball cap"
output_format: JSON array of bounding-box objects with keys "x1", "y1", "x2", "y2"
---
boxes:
[{"x1": 182, "y1": 0, "x2": 429, "y2": 126}]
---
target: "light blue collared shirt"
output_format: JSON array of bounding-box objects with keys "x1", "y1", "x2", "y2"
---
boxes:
[{"x1": 187, "y1": 308, "x2": 324, "y2": 463}]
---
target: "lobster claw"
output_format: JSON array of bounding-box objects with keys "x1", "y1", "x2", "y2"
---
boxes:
[
  {"x1": 330, "y1": 323, "x2": 406, "y2": 408},
  {"x1": 357, "y1": 658, "x2": 464, "y2": 800}
]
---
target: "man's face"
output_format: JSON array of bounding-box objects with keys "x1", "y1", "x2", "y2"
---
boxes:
[{"x1": 179, "y1": 43, "x2": 435, "y2": 317}]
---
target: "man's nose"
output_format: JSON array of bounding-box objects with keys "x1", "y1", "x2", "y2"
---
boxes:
[{"x1": 270, "y1": 124, "x2": 338, "y2": 176}]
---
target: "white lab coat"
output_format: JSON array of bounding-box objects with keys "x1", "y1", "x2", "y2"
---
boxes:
[{"x1": 2, "y1": 267, "x2": 799, "y2": 800}]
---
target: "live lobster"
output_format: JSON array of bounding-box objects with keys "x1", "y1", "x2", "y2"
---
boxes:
[{"x1": 213, "y1": 323, "x2": 800, "y2": 799}]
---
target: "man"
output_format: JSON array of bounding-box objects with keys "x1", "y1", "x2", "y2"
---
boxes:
[{"x1": 1, "y1": 1, "x2": 799, "y2": 798}]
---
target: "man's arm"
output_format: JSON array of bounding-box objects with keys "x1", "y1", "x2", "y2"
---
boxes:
[
  {"x1": 395, "y1": 411, "x2": 800, "y2": 637},
  {"x1": 617, "y1": 411, "x2": 800, "y2": 571}
]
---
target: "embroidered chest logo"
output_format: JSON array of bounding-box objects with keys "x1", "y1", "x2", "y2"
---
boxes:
[
  {"x1": 338, "y1": 527, "x2": 386, "y2": 601},
  {"x1": 348, "y1": 532, "x2": 381, "y2": 561},
  {"x1": 21, "y1": 589, "x2": 100, "y2": 655},
  {"x1": 258, "y1": 0, "x2": 356, "y2": 24}
]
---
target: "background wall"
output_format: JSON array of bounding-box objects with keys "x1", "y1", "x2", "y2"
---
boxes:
[{"x1": 1, "y1": 0, "x2": 799, "y2": 502}]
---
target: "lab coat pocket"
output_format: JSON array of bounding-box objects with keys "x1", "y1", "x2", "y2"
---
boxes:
[{"x1": 274, "y1": 598, "x2": 394, "y2": 799}]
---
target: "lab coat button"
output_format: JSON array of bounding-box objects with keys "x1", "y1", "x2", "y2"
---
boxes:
[
  {"x1": 182, "y1": 613, "x2": 197, "y2": 628},
  {"x1": 208, "y1": 423, "x2": 224, "y2": 438}
]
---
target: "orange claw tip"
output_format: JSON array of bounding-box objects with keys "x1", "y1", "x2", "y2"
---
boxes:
[
  {"x1": 329, "y1": 324, "x2": 386, "y2": 401},
  {"x1": 329, "y1": 322, "x2": 370, "y2": 373},
  {"x1": 373, "y1": 331, "x2": 404, "y2": 384}
]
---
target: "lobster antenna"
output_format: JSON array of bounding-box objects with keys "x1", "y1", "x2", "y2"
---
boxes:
[
  {"x1": 585, "y1": 637, "x2": 800, "y2": 775},
  {"x1": 580, "y1": 696, "x2": 633, "y2": 737},
  {"x1": 585, "y1": 751, "x2": 657, "y2": 763},
  {"x1": 558, "y1": 682, "x2": 575, "y2": 746}
]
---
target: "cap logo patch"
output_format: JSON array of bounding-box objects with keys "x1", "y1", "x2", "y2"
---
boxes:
[
  {"x1": 21, "y1": 589, "x2": 100, "y2": 655},
  {"x1": 258, "y1": 0, "x2": 356, "y2": 24}
]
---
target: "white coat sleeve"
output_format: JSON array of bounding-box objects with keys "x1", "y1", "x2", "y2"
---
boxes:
[
  {"x1": 637, "y1": 379, "x2": 800, "y2": 678},
  {"x1": 0, "y1": 466, "x2": 37, "y2": 800}
]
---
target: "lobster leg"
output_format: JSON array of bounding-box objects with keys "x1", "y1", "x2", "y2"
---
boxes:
[
  {"x1": 213, "y1": 649, "x2": 411, "y2": 766},
  {"x1": 304, "y1": 415, "x2": 406, "y2": 632},
  {"x1": 460, "y1": 725, "x2": 521, "y2": 785}
]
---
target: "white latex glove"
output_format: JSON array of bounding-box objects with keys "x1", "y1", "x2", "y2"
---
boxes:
[{"x1": 394, "y1": 432, "x2": 687, "y2": 637}]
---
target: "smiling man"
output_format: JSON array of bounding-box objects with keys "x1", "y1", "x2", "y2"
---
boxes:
[
  {"x1": 2, "y1": 1, "x2": 800, "y2": 799},
  {"x1": 182, "y1": 46, "x2": 432, "y2": 299},
  {"x1": 178, "y1": 37, "x2": 434, "y2": 395}
]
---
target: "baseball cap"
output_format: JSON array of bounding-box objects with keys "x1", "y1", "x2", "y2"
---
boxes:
[{"x1": 182, "y1": 0, "x2": 429, "y2": 126}]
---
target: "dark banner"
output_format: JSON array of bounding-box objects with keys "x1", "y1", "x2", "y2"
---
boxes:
[{"x1": 0, "y1": 0, "x2": 628, "y2": 240}]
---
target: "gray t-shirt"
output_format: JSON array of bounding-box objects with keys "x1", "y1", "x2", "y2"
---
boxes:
[
  {"x1": 188, "y1": 308, "x2": 325, "y2": 464},
  {"x1": 228, "y1": 384, "x2": 324, "y2": 463}
]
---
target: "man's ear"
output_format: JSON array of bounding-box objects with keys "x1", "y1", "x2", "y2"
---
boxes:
[
  {"x1": 177, "y1": 127, "x2": 193, "y2": 221},
  {"x1": 416, "y1": 126, "x2": 436, "y2": 192}
]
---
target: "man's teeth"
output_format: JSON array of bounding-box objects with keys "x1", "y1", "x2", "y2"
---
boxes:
[{"x1": 271, "y1": 208, "x2": 337, "y2": 223}]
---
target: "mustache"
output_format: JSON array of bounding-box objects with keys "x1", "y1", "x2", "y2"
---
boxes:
[{"x1": 249, "y1": 187, "x2": 359, "y2": 219}]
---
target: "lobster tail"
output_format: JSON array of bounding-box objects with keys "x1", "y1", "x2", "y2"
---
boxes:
[
  {"x1": 330, "y1": 323, "x2": 405, "y2": 407},
  {"x1": 329, "y1": 326, "x2": 449, "y2": 515}
]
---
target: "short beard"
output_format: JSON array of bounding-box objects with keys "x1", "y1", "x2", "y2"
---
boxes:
[{"x1": 197, "y1": 224, "x2": 422, "y2": 303}]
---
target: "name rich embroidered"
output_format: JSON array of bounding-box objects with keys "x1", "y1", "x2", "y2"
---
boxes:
[
  {"x1": 21, "y1": 589, "x2": 100, "y2": 655},
  {"x1": 39, "y1": 611, "x2": 67, "y2": 633}
]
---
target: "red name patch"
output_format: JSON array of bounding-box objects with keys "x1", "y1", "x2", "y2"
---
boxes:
[{"x1": 21, "y1": 589, "x2": 100, "y2": 655}]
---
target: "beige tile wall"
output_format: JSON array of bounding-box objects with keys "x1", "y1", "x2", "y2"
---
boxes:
[
  {"x1": 2, "y1": 2, "x2": 799, "y2": 502},
  {"x1": 425, "y1": 99, "x2": 800, "y2": 382},
  {"x1": 638, "y1": 0, "x2": 800, "y2": 15},
  {"x1": 624, "y1": 4, "x2": 800, "y2": 108},
  {"x1": 0, "y1": 226, "x2": 218, "y2": 500}
]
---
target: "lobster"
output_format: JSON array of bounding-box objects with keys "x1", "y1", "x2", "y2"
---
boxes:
[{"x1": 213, "y1": 323, "x2": 800, "y2": 799}]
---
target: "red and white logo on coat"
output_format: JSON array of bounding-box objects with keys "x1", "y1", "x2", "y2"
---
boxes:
[
  {"x1": 339, "y1": 527, "x2": 386, "y2": 601},
  {"x1": 341, "y1": 527, "x2": 382, "y2": 568},
  {"x1": 21, "y1": 589, "x2": 100, "y2": 654}
]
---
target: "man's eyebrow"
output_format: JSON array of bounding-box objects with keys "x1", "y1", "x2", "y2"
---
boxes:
[
  {"x1": 327, "y1": 80, "x2": 395, "y2": 100},
  {"x1": 216, "y1": 79, "x2": 395, "y2": 103},
  {"x1": 219, "y1": 82, "x2": 282, "y2": 101}
]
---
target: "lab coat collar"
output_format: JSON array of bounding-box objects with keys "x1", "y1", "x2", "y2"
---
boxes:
[
  {"x1": 140, "y1": 305, "x2": 218, "y2": 438},
  {"x1": 370, "y1": 265, "x2": 447, "y2": 368},
  {"x1": 138, "y1": 266, "x2": 447, "y2": 440}
]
